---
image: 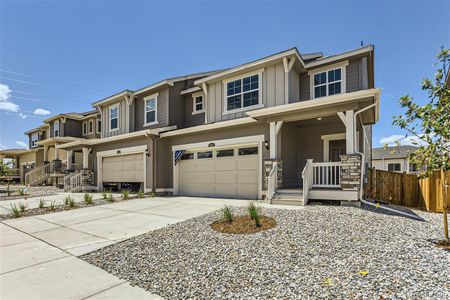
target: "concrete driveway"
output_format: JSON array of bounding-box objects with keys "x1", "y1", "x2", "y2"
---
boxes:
[{"x1": 1, "y1": 196, "x2": 278, "y2": 299}]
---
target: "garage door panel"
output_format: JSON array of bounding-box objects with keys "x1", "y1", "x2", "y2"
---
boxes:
[
  {"x1": 180, "y1": 173, "x2": 197, "y2": 184},
  {"x1": 215, "y1": 185, "x2": 237, "y2": 198},
  {"x1": 197, "y1": 172, "x2": 216, "y2": 184},
  {"x1": 102, "y1": 153, "x2": 144, "y2": 183},
  {"x1": 238, "y1": 171, "x2": 258, "y2": 184},
  {"x1": 197, "y1": 161, "x2": 215, "y2": 172},
  {"x1": 180, "y1": 161, "x2": 196, "y2": 172},
  {"x1": 215, "y1": 159, "x2": 236, "y2": 171},
  {"x1": 238, "y1": 185, "x2": 258, "y2": 199},
  {"x1": 215, "y1": 171, "x2": 237, "y2": 184},
  {"x1": 237, "y1": 156, "x2": 259, "y2": 170}
]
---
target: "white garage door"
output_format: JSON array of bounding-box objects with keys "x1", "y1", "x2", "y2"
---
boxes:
[
  {"x1": 178, "y1": 146, "x2": 259, "y2": 199},
  {"x1": 102, "y1": 153, "x2": 144, "y2": 182}
]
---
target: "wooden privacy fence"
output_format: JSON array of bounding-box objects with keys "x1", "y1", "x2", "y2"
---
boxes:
[{"x1": 365, "y1": 168, "x2": 450, "y2": 213}]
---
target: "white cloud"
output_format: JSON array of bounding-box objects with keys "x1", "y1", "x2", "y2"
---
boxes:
[
  {"x1": 379, "y1": 134, "x2": 427, "y2": 147},
  {"x1": 18, "y1": 112, "x2": 26, "y2": 119},
  {"x1": 15, "y1": 141, "x2": 27, "y2": 149},
  {"x1": 33, "y1": 108, "x2": 51, "y2": 115},
  {"x1": 0, "y1": 83, "x2": 20, "y2": 112}
]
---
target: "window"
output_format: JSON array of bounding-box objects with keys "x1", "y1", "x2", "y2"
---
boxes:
[
  {"x1": 144, "y1": 94, "x2": 158, "y2": 125},
  {"x1": 197, "y1": 151, "x2": 213, "y2": 159},
  {"x1": 409, "y1": 163, "x2": 418, "y2": 173},
  {"x1": 109, "y1": 105, "x2": 119, "y2": 131},
  {"x1": 31, "y1": 132, "x2": 38, "y2": 147},
  {"x1": 192, "y1": 93, "x2": 204, "y2": 114},
  {"x1": 88, "y1": 120, "x2": 93, "y2": 134},
  {"x1": 181, "y1": 153, "x2": 194, "y2": 160},
  {"x1": 388, "y1": 163, "x2": 401, "y2": 172},
  {"x1": 309, "y1": 61, "x2": 348, "y2": 99},
  {"x1": 97, "y1": 119, "x2": 101, "y2": 133},
  {"x1": 217, "y1": 149, "x2": 234, "y2": 157},
  {"x1": 225, "y1": 72, "x2": 261, "y2": 113},
  {"x1": 53, "y1": 120, "x2": 60, "y2": 137},
  {"x1": 238, "y1": 147, "x2": 258, "y2": 156},
  {"x1": 82, "y1": 121, "x2": 88, "y2": 135}
]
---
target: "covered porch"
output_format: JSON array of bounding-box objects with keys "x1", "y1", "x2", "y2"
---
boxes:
[
  {"x1": 0, "y1": 149, "x2": 36, "y2": 183},
  {"x1": 247, "y1": 89, "x2": 380, "y2": 205}
]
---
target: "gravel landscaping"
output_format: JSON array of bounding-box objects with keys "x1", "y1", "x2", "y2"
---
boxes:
[
  {"x1": 82, "y1": 204, "x2": 450, "y2": 299},
  {"x1": 0, "y1": 185, "x2": 59, "y2": 201}
]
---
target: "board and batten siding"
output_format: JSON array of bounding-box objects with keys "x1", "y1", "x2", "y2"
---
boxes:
[
  {"x1": 184, "y1": 94, "x2": 204, "y2": 127},
  {"x1": 207, "y1": 62, "x2": 287, "y2": 123}
]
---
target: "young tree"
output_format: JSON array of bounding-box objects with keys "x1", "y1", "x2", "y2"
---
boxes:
[
  {"x1": 0, "y1": 160, "x2": 14, "y2": 196},
  {"x1": 393, "y1": 46, "x2": 450, "y2": 243}
]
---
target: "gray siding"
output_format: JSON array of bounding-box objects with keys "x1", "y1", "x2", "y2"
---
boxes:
[
  {"x1": 65, "y1": 119, "x2": 82, "y2": 138},
  {"x1": 168, "y1": 81, "x2": 188, "y2": 129},
  {"x1": 134, "y1": 88, "x2": 169, "y2": 131},
  {"x1": 101, "y1": 99, "x2": 128, "y2": 138},
  {"x1": 184, "y1": 94, "x2": 204, "y2": 127}
]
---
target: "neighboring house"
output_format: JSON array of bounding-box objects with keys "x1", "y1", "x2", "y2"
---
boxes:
[
  {"x1": 55, "y1": 45, "x2": 380, "y2": 205},
  {"x1": 372, "y1": 146, "x2": 419, "y2": 173},
  {"x1": 0, "y1": 110, "x2": 100, "y2": 185}
]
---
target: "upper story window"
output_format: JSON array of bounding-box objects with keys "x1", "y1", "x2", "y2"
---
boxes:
[
  {"x1": 88, "y1": 120, "x2": 93, "y2": 134},
  {"x1": 97, "y1": 119, "x2": 101, "y2": 133},
  {"x1": 309, "y1": 61, "x2": 348, "y2": 99},
  {"x1": 82, "y1": 121, "x2": 88, "y2": 135},
  {"x1": 31, "y1": 132, "x2": 38, "y2": 147},
  {"x1": 192, "y1": 93, "x2": 204, "y2": 114},
  {"x1": 53, "y1": 120, "x2": 60, "y2": 137},
  {"x1": 144, "y1": 93, "x2": 158, "y2": 126},
  {"x1": 224, "y1": 70, "x2": 263, "y2": 114},
  {"x1": 109, "y1": 104, "x2": 119, "y2": 131}
]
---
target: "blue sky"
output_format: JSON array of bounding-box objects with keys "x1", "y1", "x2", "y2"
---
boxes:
[{"x1": 0, "y1": 0, "x2": 449, "y2": 149}]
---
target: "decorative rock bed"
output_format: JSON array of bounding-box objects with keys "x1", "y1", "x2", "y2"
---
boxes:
[{"x1": 81, "y1": 205, "x2": 450, "y2": 299}]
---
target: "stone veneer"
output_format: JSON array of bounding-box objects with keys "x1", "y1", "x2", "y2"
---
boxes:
[
  {"x1": 264, "y1": 160, "x2": 283, "y2": 190},
  {"x1": 80, "y1": 169, "x2": 94, "y2": 186},
  {"x1": 340, "y1": 154, "x2": 361, "y2": 191}
]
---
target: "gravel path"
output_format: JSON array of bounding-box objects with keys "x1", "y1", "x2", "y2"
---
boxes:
[
  {"x1": 0, "y1": 185, "x2": 59, "y2": 201},
  {"x1": 82, "y1": 204, "x2": 450, "y2": 299}
]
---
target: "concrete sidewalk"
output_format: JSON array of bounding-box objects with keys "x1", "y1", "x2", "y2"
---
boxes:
[{"x1": 1, "y1": 196, "x2": 303, "y2": 299}]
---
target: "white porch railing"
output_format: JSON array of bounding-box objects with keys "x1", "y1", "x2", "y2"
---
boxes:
[
  {"x1": 25, "y1": 163, "x2": 51, "y2": 186},
  {"x1": 64, "y1": 172, "x2": 82, "y2": 192},
  {"x1": 301, "y1": 159, "x2": 313, "y2": 203},
  {"x1": 266, "y1": 162, "x2": 277, "y2": 203},
  {"x1": 312, "y1": 161, "x2": 341, "y2": 188}
]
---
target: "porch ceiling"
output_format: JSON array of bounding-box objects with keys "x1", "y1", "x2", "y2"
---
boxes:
[{"x1": 246, "y1": 88, "x2": 380, "y2": 125}]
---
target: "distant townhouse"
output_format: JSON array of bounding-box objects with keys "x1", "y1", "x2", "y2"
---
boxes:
[{"x1": 372, "y1": 146, "x2": 419, "y2": 173}]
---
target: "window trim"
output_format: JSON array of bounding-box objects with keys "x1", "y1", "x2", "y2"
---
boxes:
[
  {"x1": 53, "y1": 120, "x2": 60, "y2": 137},
  {"x1": 82, "y1": 121, "x2": 88, "y2": 136},
  {"x1": 222, "y1": 69, "x2": 264, "y2": 115},
  {"x1": 108, "y1": 103, "x2": 120, "y2": 132},
  {"x1": 88, "y1": 119, "x2": 93, "y2": 134},
  {"x1": 31, "y1": 132, "x2": 38, "y2": 147},
  {"x1": 143, "y1": 93, "x2": 159, "y2": 127},
  {"x1": 308, "y1": 61, "x2": 348, "y2": 99},
  {"x1": 192, "y1": 92, "x2": 205, "y2": 115}
]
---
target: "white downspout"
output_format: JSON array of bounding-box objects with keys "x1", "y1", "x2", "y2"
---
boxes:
[{"x1": 353, "y1": 99, "x2": 424, "y2": 221}]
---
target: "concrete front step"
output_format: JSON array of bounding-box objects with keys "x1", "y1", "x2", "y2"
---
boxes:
[
  {"x1": 276, "y1": 188, "x2": 303, "y2": 195},
  {"x1": 271, "y1": 198, "x2": 305, "y2": 206}
]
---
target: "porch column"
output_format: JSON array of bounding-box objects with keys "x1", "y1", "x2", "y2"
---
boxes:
[
  {"x1": 66, "y1": 150, "x2": 73, "y2": 170},
  {"x1": 54, "y1": 143, "x2": 60, "y2": 160},
  {"x1": 269, "y1": 121, "x2": 284, "y2": 159},
  {"x1": 345, "y1": 110, "x2": 355, "y2": 154},
  {"x1": 43, "y1": 145, "x2": 49, "y2": 162},
  {"x1": 82, "y1": 147, "x2": 89, "y2": 169}
]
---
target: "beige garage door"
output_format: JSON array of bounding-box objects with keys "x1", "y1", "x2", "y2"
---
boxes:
[
  {"x1": 178, "y1": 146, "x2": 259, "y2": 199},
  {"x1": 102, "y1": 153, "x2": 144, "y2": 182}
]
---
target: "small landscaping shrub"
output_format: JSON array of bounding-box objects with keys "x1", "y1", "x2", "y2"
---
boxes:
[
  {"x1": 106, "y1": 193, "x2": 115, "y2": 203},
  {"x1": 121, "y1": 189, "x2": 130, "y2": 199},
  {"x1": 49, "y1": 201, "x2": 56, "y2": 211},
  {"x1": 137, "y1": 191, "x2": 145, "y2": 198},
  {"x1": 64, "y1": 196, "x2": 70, "y2": 205},
  {"x1": 18, "y1": 188, "x2": 26, "y2": 196},
  {"x1": 222, "y1": 205, "x2": 234, "y2": 223},
  {"x1": 10, "y1": 204, "x2": 20, "y2": 218},
  {"x1": 101, "y1": 190, "x2": 109, "y2": 199},
  {"x1": 68, "y1": 197, "x2": 76, "y2": 208},
  {"x1": 149, "y1": 191, "x2": 156, "y2": 198},
  {"x1": 247, "y1": 202, "x2": 262, "y2": 227},
  {"x1": 18, "y1": 202, "x2": 28, "y2": 212},
  {"x1": 84, "y1": 193, "x2": 93, "y2": 204},
  {"x1": 38, "y1": 198, "x2": 45, "y2": 208}
]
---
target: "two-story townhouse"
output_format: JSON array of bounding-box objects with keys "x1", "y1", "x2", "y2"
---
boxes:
[
  {"x1": 0, "y1": 110, "x2": 100, "y2": 185},
  {"x1": 59, "y1": 45, "x2": 380, "y2": 205}
]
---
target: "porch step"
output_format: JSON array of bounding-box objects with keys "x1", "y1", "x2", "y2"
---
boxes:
[
  {"x1": 276, "y1": 188, "x2": 303, "y2": 194},
  {"x1": 271, "y1": 189, "x2": 305, "y2": 206},
  {"x1": 81, "y1": 185, "x2": 98, "y2": 192}
]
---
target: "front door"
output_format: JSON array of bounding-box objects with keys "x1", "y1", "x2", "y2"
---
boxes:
[{"x1": 329, "y1": 139, "x2": 346, "y2": 162}]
